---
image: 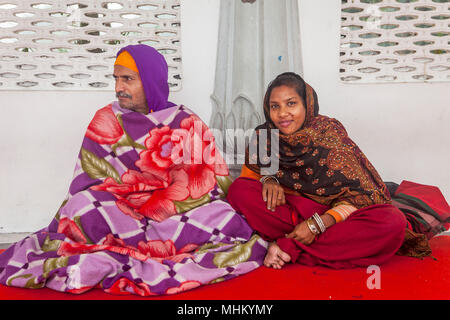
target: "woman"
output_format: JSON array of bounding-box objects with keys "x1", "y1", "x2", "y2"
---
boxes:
[{"x1": 227, "y1": 72, "x2": 409, "y2": 269}]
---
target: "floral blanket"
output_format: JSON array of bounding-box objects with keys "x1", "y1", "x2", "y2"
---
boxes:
[{"x1": 0, "y1": 102, "x2": 267, "y2": 296}]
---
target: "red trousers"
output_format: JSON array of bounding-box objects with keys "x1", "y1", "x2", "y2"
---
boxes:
[{"x1": 227, "y1": 177, "x2": 406, "y2": 269}]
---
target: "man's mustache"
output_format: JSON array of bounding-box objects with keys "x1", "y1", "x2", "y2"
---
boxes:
[{"x1": 116, "y1": 91, "x2": 132, "y2": 99}]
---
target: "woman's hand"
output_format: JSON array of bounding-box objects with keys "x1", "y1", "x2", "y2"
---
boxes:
[
  {"x1": 285, "y1": 214, "x2": 336, "y2": 245},
  {"x1": 285, "y1": 220, "x2": 316, "y2": 245},
  {"x1": 262, "y1": 178, "x2": 285, "y2": 212}
]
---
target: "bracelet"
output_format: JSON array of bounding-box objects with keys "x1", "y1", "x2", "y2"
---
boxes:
[
  {"x1": 260, "y1": 175, "x2": 279, "y2": 184},
  {"x1": 312, "y1": 213, "x2": 326, "y2": 233},
  {"x1": 306, "y1": 218, "x2": 320, "y2": 236}
]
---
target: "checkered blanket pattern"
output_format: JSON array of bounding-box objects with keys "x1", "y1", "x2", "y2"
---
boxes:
[{"x1": 0, "y1": 102, "x2": 267, "y2": 296}]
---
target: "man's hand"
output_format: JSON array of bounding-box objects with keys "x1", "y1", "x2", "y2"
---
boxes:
[{"x1": 262, "y1": 179, "x2": 285, "y2": 212}]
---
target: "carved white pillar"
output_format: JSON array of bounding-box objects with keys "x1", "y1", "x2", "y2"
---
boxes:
[{"x1": 210, "y1": 0, "x2": 303, "y2": 178}]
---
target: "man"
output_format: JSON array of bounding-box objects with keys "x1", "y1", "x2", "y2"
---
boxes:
[
  {"x1": 112, "y1": 45, "x2": 175, "y2": 114},
  {"x1": 0, "y1": 45, "x2": 266, "y2": 296},
  {"x1": 113, "y1": 50, "x2": 148, "y2": 114}
]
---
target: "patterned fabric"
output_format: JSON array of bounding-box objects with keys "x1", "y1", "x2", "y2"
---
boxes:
[
  {"x1": 392, "y1": 181, "x2": 450, "y2": 240},
  {"x1": 245, "y1": 76, "x2": 391, "y2": 209},
  {"x1": 392, "y1": 180, "x2": 449, "y2": 259},
  {"x1": 0, "y1": 102, "x2": 267, "y2": 296}
]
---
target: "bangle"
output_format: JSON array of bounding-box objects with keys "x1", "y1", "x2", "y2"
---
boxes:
[
  {"x1": 312, "y1": 213, "x2": 326, "y2": 233},
  {"x1": 306, "y1": 218, "x2": 320, "y2": 235},
  {"x1": 260, "y1": 175, "x2": 279, "y2": 184}
]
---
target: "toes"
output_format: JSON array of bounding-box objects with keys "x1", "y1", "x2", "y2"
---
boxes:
[
  {"x1": 277, "y1": 248, "x2": 291, "y2": 262},
  {"x1": 280, "y1": 252, "x2": 291, "y2": 263},
  {"x1": 264, "y1": 242, "x2": 290, "y2": 269},
  {"x1": 263, "y1": 257, "x2": 274, "y2": 268}
]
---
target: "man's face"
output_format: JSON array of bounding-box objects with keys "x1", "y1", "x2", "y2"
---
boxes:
[{"x1": 113, "y1": 65, "x2": 148, "y2": 114}]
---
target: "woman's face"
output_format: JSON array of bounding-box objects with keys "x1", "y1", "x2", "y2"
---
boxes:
[{"x1": 269, "y1": 85, "x2": 306, "y2": 135}]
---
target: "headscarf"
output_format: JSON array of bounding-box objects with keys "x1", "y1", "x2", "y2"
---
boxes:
[
  {"x1": 245, "y1": 72, "x2": 391, "y2": 208},
  {"x1": 115, "y1": 44, "x2": 176, "y2": 113},
  {"x1": 115, "y1": 50, "x2": 139, "y2": 73}
]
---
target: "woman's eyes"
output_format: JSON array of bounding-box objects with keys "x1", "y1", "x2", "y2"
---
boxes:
[{"x1": 270, "y1": 101, "x2": 296, "y2": 109}]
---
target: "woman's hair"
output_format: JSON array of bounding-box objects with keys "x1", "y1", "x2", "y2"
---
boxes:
[{"x1": 263, "y1": 72, "x2": 306, "y2": 112}]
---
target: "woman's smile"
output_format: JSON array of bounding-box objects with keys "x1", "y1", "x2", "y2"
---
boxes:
[{"x1": 278, "y1": 120, "x2": 294, "y2": 128}]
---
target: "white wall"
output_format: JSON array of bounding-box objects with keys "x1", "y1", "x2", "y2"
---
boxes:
[
  {"x1": 0, "y1": 0, "x2": 448, "y2": 233},
  {"x1": 298, "y1": 0, "x2": 450, "y2": 203}
]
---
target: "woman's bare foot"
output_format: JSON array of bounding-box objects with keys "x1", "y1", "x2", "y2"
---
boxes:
[{"x1": 264, "y1": 242, "x2": 291, "y2": 269}]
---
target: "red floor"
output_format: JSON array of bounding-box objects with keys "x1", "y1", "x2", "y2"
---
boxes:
[{"x1": 1, "y1": 235, "x2": 449, "y2": 300}]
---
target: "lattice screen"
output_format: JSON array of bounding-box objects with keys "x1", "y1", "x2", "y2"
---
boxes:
[
  {"x1": 340, "y1": 0, "x2": 449, "y2": 83},
  {"x1": 0, "y1": 0, "x2": 181, "y2": 90}
]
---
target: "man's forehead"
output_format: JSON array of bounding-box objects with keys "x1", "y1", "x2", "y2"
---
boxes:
[{"x1": 113, "y1": 64, "x2": 140, "y2": 77}]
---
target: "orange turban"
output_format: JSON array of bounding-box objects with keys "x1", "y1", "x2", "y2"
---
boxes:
[{"x1": 114, "y1": 50, "x2": 139, "y2": 73}]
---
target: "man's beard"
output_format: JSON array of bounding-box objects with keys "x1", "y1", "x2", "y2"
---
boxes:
[
  {"x1": 116, "y1": 91, "x2": 133, "y2": 109},
  {"x1": 116, "y1": 91, "x2": 147, "y2": 113}
]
